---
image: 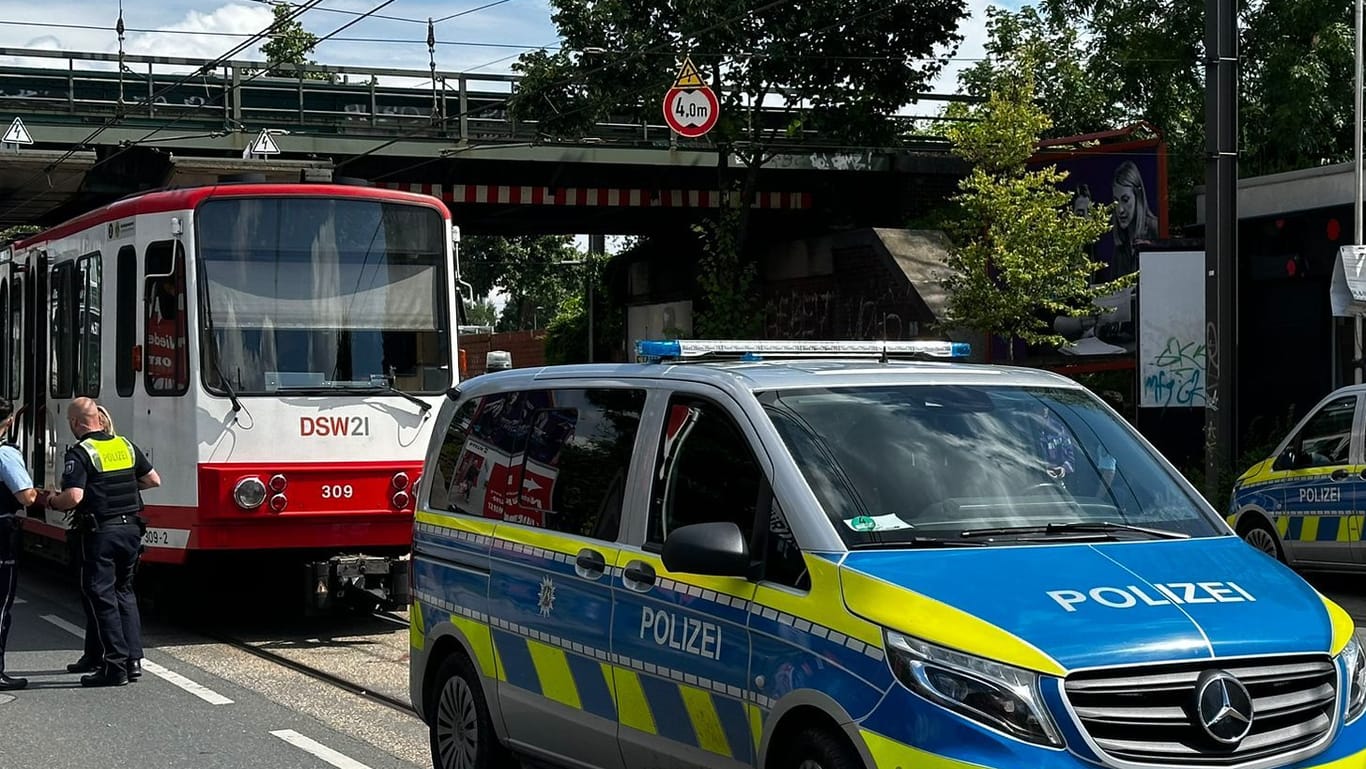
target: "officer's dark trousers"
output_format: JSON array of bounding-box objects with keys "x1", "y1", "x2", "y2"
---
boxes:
[
  {"x1": 0, "y1": 516, "x2": 19, "y2": 672},
  {"x1": 79, "y1": 520, "x2": 142, "y2": 673},
  {"x1": 68, "y1": 529, "x2": 103, "y2": 663}
]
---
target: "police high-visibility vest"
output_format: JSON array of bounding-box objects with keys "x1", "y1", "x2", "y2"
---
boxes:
[{"x1": 74, "y1": 435, "x2": 140, "y2": 519}]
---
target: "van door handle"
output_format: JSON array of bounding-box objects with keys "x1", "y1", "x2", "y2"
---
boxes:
[
  {"x1": 575, "y1": 548, "x2": 606, "y2": 580},
  {"x1": 1332, "y1": 468, "x2": 1350, "y2": 481},
  {"x1": 622, "y1": 560, "x2": 656, "y2": 592}
]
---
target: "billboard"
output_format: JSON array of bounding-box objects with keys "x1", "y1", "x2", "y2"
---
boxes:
[
  {"x1": 1138, "y1": 250, "x2": 1206, "y2": 408},
  {"x1": 1022, "y1": 127, "x2": 1169, "y2": 358}
]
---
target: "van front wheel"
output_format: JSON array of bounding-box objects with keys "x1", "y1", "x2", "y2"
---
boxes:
[{"x1": 785, "y1": 728, "x2": 861, "y2": 769}]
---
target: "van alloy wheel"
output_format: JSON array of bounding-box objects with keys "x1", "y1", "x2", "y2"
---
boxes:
[
  {"x1": 435, "y1": 675, "x2": 479, "y2": 769},
  {"x1": 1244, "y1": 526, "x2": 1280, "y2": 558}
]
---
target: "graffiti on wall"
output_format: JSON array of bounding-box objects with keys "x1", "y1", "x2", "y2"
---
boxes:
[
  {"x1": 765, "y1": 283, "x2": 925, "y2": 341},
  {"x1": 1142, "y1": 336, "x2": 1206, "y2": 407}
]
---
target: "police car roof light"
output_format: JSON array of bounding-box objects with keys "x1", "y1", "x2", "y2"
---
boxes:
[{"x1": 634, "y1": 339, "x2": 971, "y2": 363}]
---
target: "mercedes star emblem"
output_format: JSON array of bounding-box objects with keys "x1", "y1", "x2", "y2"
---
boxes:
[{"x1": 1194, "y1": 670, "x2": 1255, "y2": 745}]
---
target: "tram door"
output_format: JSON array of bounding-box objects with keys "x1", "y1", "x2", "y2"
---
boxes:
[{"x1": 19, "y1": 250, "x2": 48, "y2": 490}]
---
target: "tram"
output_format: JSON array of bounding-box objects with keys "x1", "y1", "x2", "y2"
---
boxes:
[{"x1": 0, "y1": 181, "x2": 461, "y2": 610}]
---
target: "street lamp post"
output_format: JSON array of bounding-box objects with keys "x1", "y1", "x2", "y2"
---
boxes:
[{"x1": 1356, "y1": 0, "x2": 1364, "y2": 383}]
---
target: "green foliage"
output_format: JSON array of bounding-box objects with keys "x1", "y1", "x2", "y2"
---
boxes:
[
  {"x1": 463, "y1": 299, "x2": 499, "y2": 328},
  {"x1": 460, "y1": 235, "x2": 584, "y2": 332},
  {"x1": 543, "y1": 251, "x2": 621, "y2": 364},
  {"x1": 261, "y1": 2, "x2": 329, "y2": 81},
  {"x1": 940, "y1": 68, "x2": 1125, "y2": 358},
  {"x1": 957, "y1": 6, "x2": 1118, "y2": 139},
  {"x1": 1179, "y1": 404, "x2": 1300, "y2": 509},
  {"x1": 693, "y1": 205, "x2": 763, "y2": 339},
  {"x1": 508, "y1": 0, "x2": 969, "y2": 153},
  {"x1": 0, "y1": 224, "x2": 40, "y2": 244}
]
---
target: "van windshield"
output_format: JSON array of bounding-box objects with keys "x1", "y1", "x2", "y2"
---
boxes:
[{"x1": 759, "y1": 385, "x2": 1222, "y2": 546}]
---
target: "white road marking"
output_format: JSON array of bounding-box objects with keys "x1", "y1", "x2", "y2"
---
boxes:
[
  {"x1": 40, "y1": 613, "x2": 233, "y2": 705},
  {"x1": 270, "y1": 729, "x2": 374, "y2": 769},
  {"x1": 140, "y1": 660, "x2": 234, "y2": 705},
  {"x1": 13, "y1": 597, "x2": 25, "y2": 605}
]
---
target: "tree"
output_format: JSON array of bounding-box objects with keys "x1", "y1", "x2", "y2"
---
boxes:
[
  {"x1": 261, "y1": 2, "x2": 328, "y2": 80},
  {"x1": 463, "y1": 299, "x2": 499, "y2": 328},
  {"x1": 939, "y1": 66, "x2": 1123, "y2": 359},
  {"x1": 0, "y1": 225, "x2": 39, "y2": 244},
  {"x1": 957, "y1": 6, "x2": 1117, "y2": 139},
  {"x1": 460, "y1": 235, "x2": 584, "y2": 332}
]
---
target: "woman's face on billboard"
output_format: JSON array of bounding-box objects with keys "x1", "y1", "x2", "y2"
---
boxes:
[{"x1": 1112, "y1": 182, "x2": 1136, "y2": 230}]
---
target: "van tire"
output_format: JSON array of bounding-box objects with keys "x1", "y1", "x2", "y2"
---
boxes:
[
  {"x1": 1240, "y1": 517, "x2": 1285, "y2": 563},
  {"x1": 428, "y1": 653, "x2": 516, "y2": 769},
  {"x1": 782, "y1": 727, "x2": 862, "y2": 769}
]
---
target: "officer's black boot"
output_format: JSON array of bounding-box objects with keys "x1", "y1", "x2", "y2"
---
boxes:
[
  {"x1": 66, "y1": 657, "x2": 99, "y2": 674},
  {"x1": 81, "y1": 667, "x2": 128, "y2": 687},
  {"x1": 127, "y1": 659, "x2": 141, "y2": 682},
  {"x1": 0, "y1": 673, "x2": 27, "y2": 690}
]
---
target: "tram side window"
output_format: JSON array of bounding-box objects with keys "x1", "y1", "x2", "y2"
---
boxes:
[
  {"x1": 49, "y1": 262, "x2": 76, "y2": 399},
  {"x1": 76, "y1": 253, "x2": 101, "y2": 397},
  {"x1": 0, "y1": 280, "x2": 7, "y2": 402},
  {"x1": 145, "y1": 241, "x2": 188, "y2": 396},
  {"x1": 8, "y1": 279, "x2": 19, "y2": 401},
  {"x1": 115, "y1": 246, "x2": 136, "y2": 397}
]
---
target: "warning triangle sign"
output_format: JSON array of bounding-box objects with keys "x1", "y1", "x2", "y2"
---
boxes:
[
  {"x1": 671, "y1": 56, "x2": 707, "y2": 89},
  {"x1": 248, "y1": 129, "x2": 280, "y2": 155},
  {"x1": 3, "y1": 117, "x2": 33, "y2": 145}
]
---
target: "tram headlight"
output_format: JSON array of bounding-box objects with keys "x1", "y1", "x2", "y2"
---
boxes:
[{"x1": 233, "y1": 477, "x2": 267, "y2": 510}]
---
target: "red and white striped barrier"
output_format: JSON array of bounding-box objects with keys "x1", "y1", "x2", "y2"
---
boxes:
[{"x1": 377, "y1": 182, "x2": 812, "y2": 209}]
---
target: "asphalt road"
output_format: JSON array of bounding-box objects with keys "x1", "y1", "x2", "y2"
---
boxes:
[{"x1": 3, "y1": 567, "x2": 427, "y2": 769}]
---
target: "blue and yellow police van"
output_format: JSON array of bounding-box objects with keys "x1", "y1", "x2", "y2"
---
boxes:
[
  {"x1": 1230, "y1": 385, "x2": 1366, "y2": 572},
  {"x1": 411, "y1": 339, "x2": 1366, "y2": 769}
]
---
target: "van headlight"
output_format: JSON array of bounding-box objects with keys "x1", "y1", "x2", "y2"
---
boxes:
[
  {"x1": 885, "y1": 631, "x2": 1062, "y2": 746},
  {"x1": 1341, "y1": 637, "x2": 1366, "y2": 723}
]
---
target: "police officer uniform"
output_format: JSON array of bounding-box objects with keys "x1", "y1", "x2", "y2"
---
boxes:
[
  {"x1": 59, "y1": 430, "x2": 152, "y2": 687},
  {"x1": 0, "y1": 438, "x2": 31, "y2": 690}
]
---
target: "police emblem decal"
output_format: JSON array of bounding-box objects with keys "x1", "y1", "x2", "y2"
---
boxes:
[{"x1": 537, "y1": 575, "x2": 556, "y2": 617}]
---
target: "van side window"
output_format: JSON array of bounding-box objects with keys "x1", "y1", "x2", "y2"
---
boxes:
[
  {"x1": 515, "y1": 388, "x2": 645, "y2": 541},
  {"x1": 1290, "y1": 396, "x2": 1356, "y2": 468},
  {"x1": 428, "y1": 397, "x2": 482, "y2": 515},
  {"x1": 763, "y1": 500, "x2": 810, "y2": 591},
  {"x1": 648, "y1": 396, "x2": 763, "y2": 549}
]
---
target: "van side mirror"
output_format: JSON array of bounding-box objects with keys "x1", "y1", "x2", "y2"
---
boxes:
[
  {"x1": 661, "y1": 522, "x2": 750, "y2": 578},
  {"x1": 1272, "y1": 447, "x2": 1300, "y2": 472}
]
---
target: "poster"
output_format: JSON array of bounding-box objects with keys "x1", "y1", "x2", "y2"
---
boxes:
[
  {"x1": 1138, "y1": 250, "x2": 1206, "y2": 408},
  {"x1": 1026, "y1": 132, "x2": 1167, "y2": 358}
]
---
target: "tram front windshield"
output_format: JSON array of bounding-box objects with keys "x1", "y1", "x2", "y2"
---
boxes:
[{"x1": 197, "y1": 196, "x2": 451, "y2": 396}]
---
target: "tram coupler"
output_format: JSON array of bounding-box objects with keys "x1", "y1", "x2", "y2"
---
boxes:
[{"x1": 305, "y1": 554, "x2": 410, "y2": 614}]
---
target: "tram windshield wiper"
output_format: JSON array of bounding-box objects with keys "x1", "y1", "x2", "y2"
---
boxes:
[{"x1": 365, "y1": 381, "x2": 431, "y2": 414}]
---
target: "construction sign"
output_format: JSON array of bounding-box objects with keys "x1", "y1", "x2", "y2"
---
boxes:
[{"x1": 662, "y1": 55, "x2": 719, "y2": 138}]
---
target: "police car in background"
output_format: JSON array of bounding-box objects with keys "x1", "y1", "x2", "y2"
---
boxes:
[
  {"x1": 1230, "y1": 384, "x2": 1366, "y2": 570},
  {"x1": 411, "y1": 339, "x2": 1366, "y2": 769}
]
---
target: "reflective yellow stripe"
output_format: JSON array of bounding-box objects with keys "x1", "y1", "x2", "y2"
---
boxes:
[
  {"x1": 842, "y1": 570, "x2": 1064, "y2": 676},
  {"x1": 81, "y1": 437, "x2": 135, "y2": 472},
  {"x1": 612, "y1": 550, "x2": 755, "y2": 603},
  {"x1": 490, "y1": 633, "x2": 506, "y2": 682},
  {"x1": 409, "y1": 599, "x2": 425, "y2": 652},
  {"x1": 1277, "y1": 516, "x2": 1291, "y2": 536},
  {"x1": 861, "y1": 730, "x2": 989, "y2": 769},
  {"x1": 597, "y1": 662, "x2": 617, "y2": 711},
  {"x1": 526, "y1": 641, "x2": 581, "y2": 710},
  {"x1": 1320, "y1": 595, "x2": 1356, "y2": 656},
  {"x1": 498, "y1": 524, "x2": 591, "y2": 557},
  {"x1": 747, "y1": 703, "x2": 763, "y2": 753},
  {"x1": 415, "y1": 509, "x2": 498, "y2": 537},
  {"x1": 451, "y1": 614, "x2": 500, "y2": 681},
  {"x1": 614, "y1": 669, "x2": 656, "y2": 735},
  {"x1": 1341, "y1": 516, "x2": 1364, "y2": 542},
  {"x1": 1302, "y1": 516, "x2": 1322, "y2": 542},
  {"x1": 678, "y1": 685, "x2": 731, "y2": 757},
  {"x1": 754, "y1": 557, "x2": 881, "y2": 647}
]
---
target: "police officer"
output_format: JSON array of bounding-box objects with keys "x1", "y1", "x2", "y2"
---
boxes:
[
  {"x1": 39, "y1": 397, "x2": 159, "y2": 687},
  {"x1": 64, "y1": 405, "x2": 119, "y2": 679},
  {"x1": 0, "y1": 399, "x2": 36, "y2": 690}
]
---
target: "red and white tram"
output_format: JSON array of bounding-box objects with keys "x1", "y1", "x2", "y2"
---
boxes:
[{"x1": 0, "y1": 182, "x2": 461, "y2": 610}]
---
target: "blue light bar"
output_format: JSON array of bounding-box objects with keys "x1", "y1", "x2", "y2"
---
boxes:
[{"x1": 634, "y1": 339, "x2": 971, "y2": 363}]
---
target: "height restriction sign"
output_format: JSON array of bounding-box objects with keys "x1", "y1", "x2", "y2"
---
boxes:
[{"x1": 662, "y1": 56, "x2": 719, "y2": 138}]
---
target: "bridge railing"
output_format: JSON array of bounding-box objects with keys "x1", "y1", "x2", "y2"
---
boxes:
[{"x1": 0, "y1": 47, "x2": 958, "y2": 151}]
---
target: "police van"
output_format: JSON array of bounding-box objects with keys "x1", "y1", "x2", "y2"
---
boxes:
[
  {"x1": 1230, "y1": 384, "x2": 1366, "y2": 570},
  {"x1": 410, "y1": 339, "x2": 1366, "y2": 769}
]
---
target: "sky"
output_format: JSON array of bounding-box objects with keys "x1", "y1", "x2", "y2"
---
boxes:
[
  {"x1": 0, "y1": 0, "x2": 1005, "y2": 108},
  {"x1": 0, "y1": 0, "x2": 1006, "y2": 310}
]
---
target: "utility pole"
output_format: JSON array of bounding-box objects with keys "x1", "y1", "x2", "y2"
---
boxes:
[
  {"x1": 1204, "y1": 0, "x2": 1239, "y2": 500},
  {"x1": 588, "y1": 233, "x2": 605, "y2": 363},
  {"x1": 1356, "y1": 0, "x2": 1364, "y2": 384}
]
